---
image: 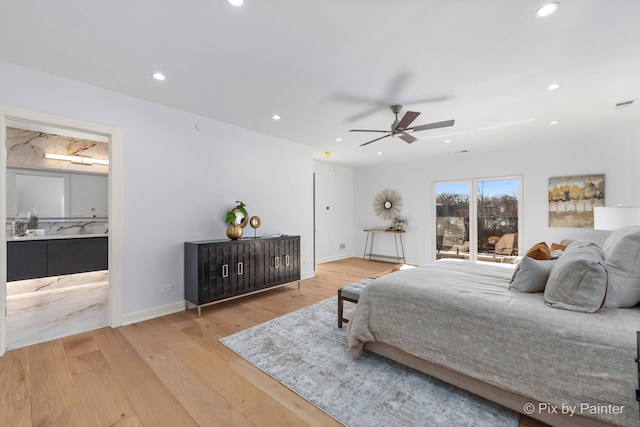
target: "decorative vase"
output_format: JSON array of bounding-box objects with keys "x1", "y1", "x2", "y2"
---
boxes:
[
  {"x1": 226, "y1": 224, "x2": 243, "y2": 240},
  {"x1": 394, "y1": 225, "x2": 403, "y2": 231},
  {"x1": 27, "y1": 206, "x2": 39, "y2": 230}
]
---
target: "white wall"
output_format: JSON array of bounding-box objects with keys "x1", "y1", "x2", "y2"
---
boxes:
[
  {"x1": 0, "y1": 61, "x2": 315, "y2": 321},
  {"x1": 313, "y1": 160, "x2": 354, "y2": 263},
  {"x1": 351, "y1": 121, "x2": 640, "y2": 266}
]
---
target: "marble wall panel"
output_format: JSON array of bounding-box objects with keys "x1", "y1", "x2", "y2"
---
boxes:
[{"x1": 6, "y1": 127, "x2": 109, "y2": 173}]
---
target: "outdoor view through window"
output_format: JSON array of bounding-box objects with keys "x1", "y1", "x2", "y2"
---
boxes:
[{"x1": 436, "y1": 177, "x2": 520, "y2": 262}]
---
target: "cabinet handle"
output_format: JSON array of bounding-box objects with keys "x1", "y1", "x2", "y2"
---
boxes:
[
  {"x1": 274, "y1": 256, "x2": 280, "y2": 268},
  {"x1": 222, "y1": 264, "x2": 229, "y2": 278},
  {"x1": 237, "y1": 262, "x2": 243, "y2": 275},
  {"x1": 285, "y1": 254, "x2": 290, "y2": 266}
]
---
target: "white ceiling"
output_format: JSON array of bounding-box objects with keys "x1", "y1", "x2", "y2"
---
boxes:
[{"x1": 1, "y1": 1, "x2": 639, "y2": 168}]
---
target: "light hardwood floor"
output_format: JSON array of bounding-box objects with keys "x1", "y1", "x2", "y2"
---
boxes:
[{"x1": 0, "y1": 258, "x2": 546, "y2": 426}]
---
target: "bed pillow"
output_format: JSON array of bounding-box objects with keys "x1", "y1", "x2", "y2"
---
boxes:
[
  {"x1": 509, "y1": 257, "x2": 555, "y2": 292},
  {"x1": 544, "y1": 240, "x2": 608, "y2": 313},
  {"x1": 549, "y1": 242, "x2": 566, "y2": 259},
  {"x1": 601, "y1": 226, "x2": 640, "y2": 307},
  {"x1": 524, "y1": 242, "x2": 551, "y2": 260}
]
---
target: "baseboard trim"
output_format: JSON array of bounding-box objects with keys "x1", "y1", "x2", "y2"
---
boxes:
[
  {"x1": 316, "y1": 254, "x2": 358, "y2": 264},
  {"x1": 119, "y1": 301, "x2": 186, "y2": 326},
  {"x1": 301, "y1": 271, "x2": 315, "y2": 280}
]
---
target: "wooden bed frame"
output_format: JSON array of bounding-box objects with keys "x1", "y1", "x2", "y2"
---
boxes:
[{"x1": 365, "y1": 342, "x2": 619, "y2": 427}]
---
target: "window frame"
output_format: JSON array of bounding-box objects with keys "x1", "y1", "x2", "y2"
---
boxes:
[{"x1": 433, "y1": 175, "x2": 523, "y2": 262}]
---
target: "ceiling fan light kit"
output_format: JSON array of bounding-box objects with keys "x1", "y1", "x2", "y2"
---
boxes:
[{"x1": 351, "y1": 105, "x2": 455, "y2": 146}]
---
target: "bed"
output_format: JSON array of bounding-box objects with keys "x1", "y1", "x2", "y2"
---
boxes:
[{"x1": 347, "y1": 227, "x2": 640, "y2": 427}]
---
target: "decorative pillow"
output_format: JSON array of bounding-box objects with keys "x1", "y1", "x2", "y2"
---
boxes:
[
  {"x1": 549, "y1": 243, "x2": 566, "y2": 259},
  {"x1": 544, "y1": 240, "x2": 608, "y2": 313},
  {"x1": 550, "y1": 250, "x2": 564, "y2": 259},
  {"x1": 524, "y1": 242, "x2": 551, "y2": 260},
  {"x1": 601, "y1": 226, "x2": 640, "y2": 307},
  {"x1": 509, "y1": 257, "x2": 555, "y2": 292}
]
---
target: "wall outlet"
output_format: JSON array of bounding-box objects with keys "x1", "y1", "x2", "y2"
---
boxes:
[
  {"x1": 160, "y1": 283, "x2": 173, "y2": 293},
  {"x1": 339, "y1": 243, "x2": 346, "y2": 249}
]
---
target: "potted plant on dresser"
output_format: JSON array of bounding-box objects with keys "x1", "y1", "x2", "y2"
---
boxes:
[{"x1": 225, "y1": 201, "x2": 248, "y2": 239}]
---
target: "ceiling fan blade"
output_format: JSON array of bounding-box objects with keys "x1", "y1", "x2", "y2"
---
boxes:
[
  {"x1": 349, "y1": 129, "x2": 390, "y2": 133},
  {"x1": 403, "y1": 95, "x2": 452, "y2": 105},
  {"x1": 409, "y1": 119, "x2": 455, "y2": 132},
  {"x1": 345, "y1": 107, "x2": 385, "y2": 123},
  {"x1": 395, "y1": 111, "x2": 420, "y2": 130},
  {"x1": 399, "y1": 133, "x2": 417, "y2": 144},
  {"x1": 359, "y1": 134, "x2": 391, "y2": 146}
]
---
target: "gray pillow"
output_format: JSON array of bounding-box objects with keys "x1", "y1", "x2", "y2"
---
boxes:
[
  {"x1": 544, "y1": 240, "x2": 608, "y2": 313},
  {"x1": 602, "y1": 226, "x2": 640, "y2": 307},
  {"x1": 509, "y1": 257, "x2": 555, "y2": 292}
]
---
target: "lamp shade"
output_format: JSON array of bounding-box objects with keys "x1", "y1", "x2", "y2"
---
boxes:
[{"x1": 593, "y1": 206, "x2": 640, "y2": 230}]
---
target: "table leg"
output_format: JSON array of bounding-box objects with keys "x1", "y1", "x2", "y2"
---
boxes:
[
  {"x1": 368, "y1": 232, "x2": 375, "y2": 260},
  {"x1": 394, "y1": 233, "x2": 401, "y2": 264},
  {"x1": 363, "y1": 231, "x2": 370, "y2": 260}
]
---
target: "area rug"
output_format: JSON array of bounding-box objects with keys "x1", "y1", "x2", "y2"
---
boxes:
[{"x1": 220, "y1": 297, "x2": 520, "y2": 427}]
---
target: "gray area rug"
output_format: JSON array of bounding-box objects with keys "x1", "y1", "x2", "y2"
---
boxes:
[{"x1": 220, "y1": 297, "x2": 520, "y2": 426}]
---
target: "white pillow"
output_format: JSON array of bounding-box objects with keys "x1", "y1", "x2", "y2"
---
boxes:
[
  {"x1": 602, "y1": 226, "x2": 640, "y2": 307},
  {"x1": 509, "y1": 257, "x2": 555, "y2": 292}
]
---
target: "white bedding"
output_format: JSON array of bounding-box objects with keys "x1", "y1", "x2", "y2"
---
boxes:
[{"x1": 347, "y1": 259, "x2": 640, "y2": 427}]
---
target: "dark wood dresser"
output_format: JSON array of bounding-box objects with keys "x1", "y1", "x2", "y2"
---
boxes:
[{"x1": 184, "y1": 235, "x2": 300, "y2": 316}]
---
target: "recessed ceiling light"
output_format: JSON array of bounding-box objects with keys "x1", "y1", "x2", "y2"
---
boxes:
[
  {"x1": 546, "y1": 83, "x2": 561, "y2": 91},
  {"x1": 272, "y1": 114, "x2": 281, "y2": 120},
  {"x1": 152, "y1": 72, "x2": 166, "y2": 81},
  {"x1": 444, "y1": 139, "x2": 451, "y2": 144},
  {"x1": 549, "y1": 120, "x2": 560, "y2": 125},
  {"x1": 336, "y1": 138, "x2": 342, "y2": 142},
  {"x1": 377, "y1": 152, "x2": 382, "y2": 155},
  {"x1": 228, "y1": 0, "x2": 243, "y2": 6},
  {"x1": 536, "y1": 2, "x2": 559, "y2": 17}
]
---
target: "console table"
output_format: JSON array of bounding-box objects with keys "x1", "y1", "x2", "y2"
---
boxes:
[
  {"x1": 184, "y1": 235, "x2": 300, "y2": 317},
  {"x1": 362, "y1": 229, "x2": 406, "y2": 264}
]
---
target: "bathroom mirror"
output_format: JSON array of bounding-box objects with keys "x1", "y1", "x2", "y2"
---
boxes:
[{"x1": 6, "y1": 168, "x2": 108, "y2": 218}]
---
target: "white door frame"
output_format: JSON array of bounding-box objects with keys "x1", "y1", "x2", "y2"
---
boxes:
[{"x1": 0, "y1": 104, "x2": 123, "y2": 356}]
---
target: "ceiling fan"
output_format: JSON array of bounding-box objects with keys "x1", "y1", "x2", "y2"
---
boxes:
[{"x1": 350, "y1": 105, "x2": 455, "y2": 146}]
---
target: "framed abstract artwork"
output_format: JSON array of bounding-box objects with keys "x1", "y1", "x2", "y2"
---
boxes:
[{"x1": 548, "y1": 174, "x2": 605, "y2": 228}]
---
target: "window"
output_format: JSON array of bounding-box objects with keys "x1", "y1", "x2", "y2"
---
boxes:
[{"x1": 435, "y1": 176, "x2": 521, "y2": 262}]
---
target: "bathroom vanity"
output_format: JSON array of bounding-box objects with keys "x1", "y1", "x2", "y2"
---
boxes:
[{"x1": 7, "y1": 234, "x2": 108, "y2": 281}]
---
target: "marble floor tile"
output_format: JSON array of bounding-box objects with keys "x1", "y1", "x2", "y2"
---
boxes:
[{"x1": 6, "y1": 281, "x2": 108, "y2": 350}]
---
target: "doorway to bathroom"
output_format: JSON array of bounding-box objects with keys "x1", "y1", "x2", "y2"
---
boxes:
[{"x1": 0, "y1": 105, "x2": 123, "y2": 355}]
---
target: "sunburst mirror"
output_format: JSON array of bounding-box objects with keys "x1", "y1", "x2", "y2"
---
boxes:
[{"x1": 373, "y1": 188, "x2": 403, "y2": 220}]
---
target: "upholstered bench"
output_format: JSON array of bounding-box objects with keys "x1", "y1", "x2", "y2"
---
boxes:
[{"x1": 338, "y1": 278, "x2": 374, "y2": 328}]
